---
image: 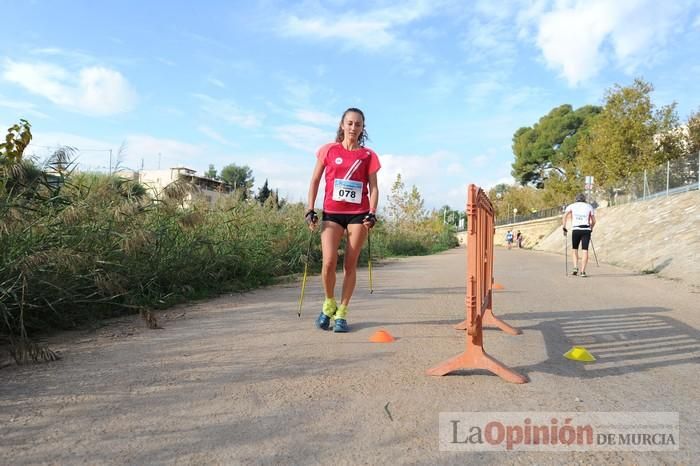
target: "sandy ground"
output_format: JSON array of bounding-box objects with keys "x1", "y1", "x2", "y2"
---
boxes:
[{"x1": 1, "y1": 246, "x2": 699, "y2": 465}]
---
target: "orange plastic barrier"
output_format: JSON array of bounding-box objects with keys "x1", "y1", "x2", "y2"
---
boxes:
[{"x1": 427, "y1": 184, "x2": 527, "y2": 383}]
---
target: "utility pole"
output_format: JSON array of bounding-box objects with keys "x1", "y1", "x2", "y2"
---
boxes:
[{"x1": 108, "y1": 149, "x2": 112, "y2": 176}]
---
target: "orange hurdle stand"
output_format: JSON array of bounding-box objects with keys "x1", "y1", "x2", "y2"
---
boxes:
[{"x1": 427, "y1": 184, "x2": 527, "y2": 384}]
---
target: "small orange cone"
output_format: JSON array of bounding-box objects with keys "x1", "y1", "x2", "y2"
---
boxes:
[
  {"x1": 369, "y1": 329, "x2": 396, "y2": 343},
  {"x1": 493, "y1": 283, "x2": 505, "y2": 290}
]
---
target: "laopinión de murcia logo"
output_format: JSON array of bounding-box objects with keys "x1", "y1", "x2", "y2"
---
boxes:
[{"x1": 439, "y1": 412, "x2": 679, "y2": 452}]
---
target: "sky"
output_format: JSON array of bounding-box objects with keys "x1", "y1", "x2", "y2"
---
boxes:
[{"x1": 1, "y1": 0, "x2": 699, "y2": 210}]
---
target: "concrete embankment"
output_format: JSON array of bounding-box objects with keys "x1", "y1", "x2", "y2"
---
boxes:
[{"x1": 491, "y1": 190, "x2": 699, "y2": 288}]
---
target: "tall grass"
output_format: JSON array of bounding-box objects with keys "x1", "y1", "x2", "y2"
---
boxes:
[{"x1": 1, "y1": 168, "x2": 456, "y2": 361}]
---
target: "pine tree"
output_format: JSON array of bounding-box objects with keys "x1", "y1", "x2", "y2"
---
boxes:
[{"x1": 256, "y1": 179, "x2": 271, "y2": 205}]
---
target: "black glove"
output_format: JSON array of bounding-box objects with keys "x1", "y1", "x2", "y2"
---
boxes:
[
  {"x1": 562, "y1": 227, "x2": 568, "y2": 235},
  {"x1": 363, "y1": 212, "x2": 377, "y2": 228},
  {"x1": 305, "y1": 209, "x2": 318, "y2": 225}
]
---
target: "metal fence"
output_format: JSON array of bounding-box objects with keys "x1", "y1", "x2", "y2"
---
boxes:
[
  {"x1": 495, "y1": 150, "x2": 700, "y2": 226},
  {"x1": 609, "y1": 150, "x2": 700, "y2": 205},
  {"x1": 495, "y1": 206, "x2": 563, "y2": 226}
]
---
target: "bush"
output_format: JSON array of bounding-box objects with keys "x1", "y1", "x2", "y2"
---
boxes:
[{"x1": 1, "y1": 168, "x2": 456, "y2": 345}]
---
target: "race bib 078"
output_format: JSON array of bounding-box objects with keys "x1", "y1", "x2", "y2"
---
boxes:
[{"x1": 332, "y1": 179, "x2": 362, "y2": 204}]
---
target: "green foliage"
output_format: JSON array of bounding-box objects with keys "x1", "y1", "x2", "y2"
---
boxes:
[
  {"x1": 220, "y1": 163, "x2": 254, "y2": 199},
  {"x1": 0, "y1": 170, "x2": 318, "y2": 340},
  {"x1": 379, "y1": 174, "x2": 457, "y2": 256},
  {"x1": 488, "y1": 184, "x2": 551, "y2": 222},
  {"x1": 205, "y1": 163, "x2": 218, "y2": 179},
  {"x1": 1, "y1": 164, "x2": 455, "y2": 347},
  {"x1": 687, "y1": 108, "x2": 700, "y2": 156},
  {"x1": 439, "y1": 205, "x2": 463, "y2": 227},
  {"x1": 511, "y1": 105, "x2": 601, "y2": 187},
  {"x1": 256, "y1": 178, "x2": 271, "y2": 205},
  {"x1": 0, "y1": 119, "x2": 32, "y2": 165},
  {"x1": 577, "y1": 78, "x2": 683, "y2": 194},
  {"x1": 385, "y1": 173, "x2": 425, "y2": 226}
]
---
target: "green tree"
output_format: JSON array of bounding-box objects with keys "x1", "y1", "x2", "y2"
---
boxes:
[
  {"x1": 385, "y1": 173, "x2": 407, "y2": 225},
  {"x1": 204, "y1": 164, "x2": 218, "y2": 179},
  {"x1": 405, "y1": 185, "x2": 425, "y2": 224},
  {"x1": 438, "y1": 204, "x2": 462, "y2": 226},
  {"x1": 1, "y1": 119, "x2": 32, "y2": 165},
  {"x1": 220, "y1": 163, "x2": 254, "y2": 199},
  {"x1": 1, "y1": 119, "x2": 33, "y2": 196},
  {"x1": 511, "y1": 105, "x2": 602, "y2": 187},
  {"x1": 488, "y1": 184, "x2": 550, "y2": 222},
  {"x1": 385, "y1": 173, "x2": 426, "y2": 227},
  {"x1": 687, "y1": 108, "x2": 700, "y2": 156},
  {"x1": 577, "y1": 78, "x2": 683, "y2": 194},
  {"x1": 256, "y1": 178, "x2": 271, "y2": 205}
]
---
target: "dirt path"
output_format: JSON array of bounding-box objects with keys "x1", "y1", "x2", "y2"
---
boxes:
[{"x1": 1, "y1": 247, "x2": 699, "y2": 465}]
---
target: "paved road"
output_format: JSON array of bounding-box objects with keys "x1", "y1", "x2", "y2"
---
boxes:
[{"x1": 1, "y1": 246, "x2": 698, "y2": 464}]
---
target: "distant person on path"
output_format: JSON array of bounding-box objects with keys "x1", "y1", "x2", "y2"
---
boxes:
[
  {"x1": 506, "y1": 229, "x2": 514, "y2": 249},
  {"x1": 305, "y1": 108, "x2": 381, "y2": 333},
  {"x1": 562, "y1": 193, "x2": 596, "y2": 277},
  {"x1": 516, "y1": 230, "x2": 523, "y2": 248}
]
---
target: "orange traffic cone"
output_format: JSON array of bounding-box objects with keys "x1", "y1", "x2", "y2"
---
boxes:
[{"x1": 369, "y1": 329, "x2": 396, "y2": 343}]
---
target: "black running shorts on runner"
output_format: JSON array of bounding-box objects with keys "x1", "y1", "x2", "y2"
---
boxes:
[
  {"x1": 572, "y1": 229, "x2": 591, "y2": 250},
  {"x1": 322, "y1": 212, "x2": 368, "y2": 230}
]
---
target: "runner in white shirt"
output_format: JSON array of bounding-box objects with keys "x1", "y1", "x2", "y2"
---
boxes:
[{"x1": 562, "y1": 193, "x2": 596, "y2": 277}]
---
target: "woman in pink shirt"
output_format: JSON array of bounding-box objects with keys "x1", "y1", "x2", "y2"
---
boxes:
[{"x1": 305, "y1": 108, "x2": 381, "y2": 332}]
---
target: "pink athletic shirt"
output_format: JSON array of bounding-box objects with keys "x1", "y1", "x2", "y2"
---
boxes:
[{"x1": 316, "y1": 142, "x2": 381, "y2": 214}]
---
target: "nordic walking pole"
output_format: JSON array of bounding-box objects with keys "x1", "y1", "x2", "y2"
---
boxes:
[
  {"x1": 297, "y1": 229, "x2": 315, "y2": 317},
  {"x1": 367, "y1": 228, "x2": 373, "y2": 294},
  {"x1": 564, "y1": 227, "x2": 568, "y2": 277},
  {"x1": 590, "y1": 236, "x2": 599, "y2": 267}
]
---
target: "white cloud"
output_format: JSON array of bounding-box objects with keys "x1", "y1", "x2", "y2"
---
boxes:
[
  {"x1": 25, "y1": 131, "x2": 117, "y2": 171},
  {"x1": 156, "y1": 57, "x2": 176, "y2": 67},
  {"x1": 427, "y1": 71, "x2": 464, "y2": 98},
  {"x1": 125, "y1": 134, "x2": 206, "y2": 171},
  {"x1": 2, "y1": 60, "x2": 137, "y2": 115},
  {"x1": 532, "y1": 0, "x2": 690, "y2": 85},
  {"x1": 283, "y1": 15, "x2": 394, "y2": 50},
  {"x1": 462, "y1": 15, "x2": 517, "y2": 66},
  {"x1": 29, "y1": 47, "x2": 94, "y2": 63},
  {"x1": 207, "y1": 77, "x2": 226, "y2": 88},
  {"x1": 0, "y1": 94, "x2": 49, "y2": 119},
  {"x1": 471, "y1": 155, "x2": 489, "y2": 168},
  {"x1": 378, "y1": 151, "x2": 467, "y2": 209},
  {"x1": 273, "y1": 124, "x2": 332, "y2": 153},
  {"x1": 197, "y1": 125, "x2": 237, "y2": 146},
  {"x1": 26, "y1": 130, "x2": 213, "y2": 173},
  {"x1": 247, "y1": 156, "x2": 314, "y2": 203},
  {"x1": 280, "y1": 78, "x2": 314, "y2": 107},
  {"x1": 465, "y1": 72, "x2": 507, "y2": 106},
  {"x1": 294, "y1": 109, "x2": 338, "y2": 126},
  {"x1": 279, "y1": 1, "x2": 434, "y2": 51},
  {"x1": 193, "y1": 93, "x2": 263, "y2": 128}
]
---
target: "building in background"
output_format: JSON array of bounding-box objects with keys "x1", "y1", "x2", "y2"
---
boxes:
[{"x1": 138, "y1": 167, "x2": 234, "y2": 206}]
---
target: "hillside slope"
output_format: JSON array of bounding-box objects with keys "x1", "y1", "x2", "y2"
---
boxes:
[{"x1": 534, "y1": 190, "x2": 699, "y2": 288}]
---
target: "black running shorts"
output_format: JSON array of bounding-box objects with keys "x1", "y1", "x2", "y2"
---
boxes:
[
  {"x1": 572, "y1": 229, "x2": 591, "y2": 250},
  {"x1": 322, "y1": 212, "x2": 369, "y2": 230}
]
